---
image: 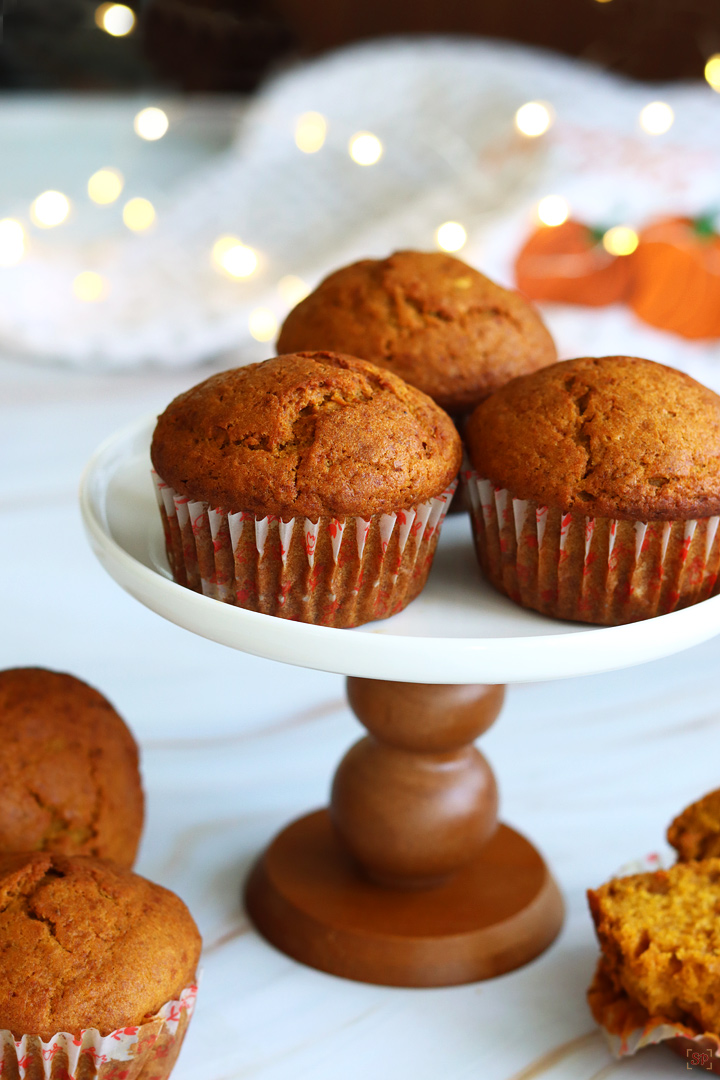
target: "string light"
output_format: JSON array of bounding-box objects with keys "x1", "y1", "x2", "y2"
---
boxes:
[
  {"x1": 602, "y1": 225, "x2": 639, "y2": 256},
  {"x1": 639, "y1": 101, "x2": 674, "y2": 135},
  {"x1": 278, "y1": 275, "x2": 310, "y2": 306},
  {"x1": 212, "y1": 236, "x2": 258, "y2": 278},
  {"x1": 94, "y1": 3, "x2": 135, "y2": 35},
  {"x1": 705, "y1": 55, "x2": 720, "y2": 91},
  {"x1": 134, "y1": 107, "x2": 169, "y2": 141},
  {"x1": 435, "y1": 222, "x2": 467, "y2": 252},
  {"x1": 122, "y1": 197, "x2": 155, "y2": 231},
  {"x1": 0, "y1": 220, "x2": 25, "y2": 266},
  {"x1": 87, "y1": 168, "x2": 124, "y2": 204},
  {"x1": 249, "y1": 308, "x2": 278, "y2": 341},
  {"x1": 295, "y1": 113, "x2": 327, "y2": 153},
  {"x1": 31, "y1": 191, "x2": 70, "y2": 228},
  {"x1": 73, "y1": 271, "x2": 108, "y2": 302},
  {"x1": 514, "y1": 102, "x2": 553, "y2": 137},
  {"x1": 537, "y1": 195, "x2": 570, "y2": 227},
  {"x1": 349, "y1": 132, "x2": 383, "y2": 166}
]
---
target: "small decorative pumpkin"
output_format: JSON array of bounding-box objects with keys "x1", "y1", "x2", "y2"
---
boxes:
[
  {"x1": 514, "y1": 220, "x2": 633, "y2": 307},
  {"x1": 628, "y1": 216, "x2": 720, "y2": 339}
]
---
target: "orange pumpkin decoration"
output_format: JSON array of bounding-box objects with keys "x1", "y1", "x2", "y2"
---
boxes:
[
  {"x1": 514, "y1": 220, "x2": 633, "y2": 307},
  {"x1": 628, "y1": 216, "x2": 720, "y2": 339}
]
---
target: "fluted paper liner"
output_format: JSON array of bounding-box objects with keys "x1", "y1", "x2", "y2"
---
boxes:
[
  {"x1": 151, "y1": 473, "x2": 456, "y2": 628},
  {"x1": 464, "y1": 461, "x2": 720, "y2": 624},
  {"x1": 0, "y1": 983, "x2": 197, "y2": 1080}
]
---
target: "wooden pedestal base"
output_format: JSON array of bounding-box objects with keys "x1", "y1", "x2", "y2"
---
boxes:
[
  {"x1": 246, "y1": 678, "x2": 564, "y2": 986},
  {"x1": 245, "y1": 809, "x2": 563, "y2": 986}
]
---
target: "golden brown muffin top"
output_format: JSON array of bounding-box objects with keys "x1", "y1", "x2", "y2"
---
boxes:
[
  {"x1": 0, "y1": 852, "x2": 201, "y2": 1040},
  {"x1": 276, "y1": 251, "x2": 557, "y2": 413},
  {"x1": 151, "y1": 351, "x2": 462, "y2": 519},
  {"x1": 0, "y1": 669, "x2": 143, "y2": 867},
  {"x1": 588, "y1": 859, "x2": 720, "y2": 1036},
  {"x1": 668, "y1": 790, "x2": 720, "y2": 862},
  {"x1": 466, "y1": 355, "x2": 720, "y2": 521}
]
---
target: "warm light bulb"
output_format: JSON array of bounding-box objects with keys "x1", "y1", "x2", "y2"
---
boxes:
[
  {"x1": 602, "y1": 225, "x2": 639, "y2": 256},
  {"x1": 249, "y1": 308, "x2": 278, "y2": 342},
  {"x1": 31, "y1": 191, "x2": 70, "y2": 228},
  {"x1": 278, "y1": 275, "x2": 310, "y2": 307},
  {"x1": 514, "y1": 102, "x2": 553, "y2": 137},
  {"x1": 349, "y1": 132, "x2": 383, "y2": 166},
  {"x1": 0, "y1": 219, "x2": 25, "y2": 266},
  {"x1": 705, "y1": 55, "x2": 720, "y2": 91},
  {"x1": 87, "y1": 167, "x2": 124, "y2": 204},
  {"x1": 122, "y1": 197, "x2": 155, "y2": 231},
  {"x1": 435, "y1": 222, "x2": 467, "y2": 252},
  {"x1": 95, "y1": 2, "x2": 135, "y2": 35},
  {"x1": 295, "y1": 112, "x2": 327, "y2": 153},
  {"x1": 212, "y1": 238, "x2": 257, "y2": 279},
  {"x1": 537, "y1": 195, "x2": 570, "y2": 227},
  {"x1": 639, "y1": 101, "x2": 674, "y2": 135},
  {"x1": 73, "y1": 271, "x2": 108, "y2": 302},
  {"x1": 134, "y1": 107, "x2": 169, "y2": 141}
]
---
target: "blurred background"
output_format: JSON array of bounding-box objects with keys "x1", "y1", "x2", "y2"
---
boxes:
[{"x1": 3, "y1": 0, "x2": 720, "y2": 376}]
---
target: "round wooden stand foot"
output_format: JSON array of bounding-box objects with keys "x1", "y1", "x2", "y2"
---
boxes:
[{"x1": 245, "y1": 809, "x2": 563, "y2": 986}]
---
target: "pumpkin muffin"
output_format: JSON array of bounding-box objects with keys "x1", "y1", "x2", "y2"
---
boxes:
[
  {"x1": 276, "y1": 251, "x2": 557, "y2": 414},
  {"x1": 0, "y1": 668, "x2": 143, "y2": 866},
  {"x1": 0, "y1": 852, "x2": 200, "y2": 1078},
  {"x1": 587, "y1": 860, "x2": 720, "y2": 1041},
  {"x1": 465, "y1": 355, "x2": 720, "y2": 624},
  {"x1": 668, "y1": 789, "x2": 720, "y2": 862},
  {"x1": 151, "y1": 351, "x2": 461, "y2": 627}
]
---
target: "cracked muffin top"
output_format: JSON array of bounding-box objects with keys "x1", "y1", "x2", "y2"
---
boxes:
[
  {"x1": 151, "y1": 351, "x2": 462, "y2": 519},
  {"x1": 275, "y1": 251, "x2": 557, "y2": 413},
  {"x1": 0, "y1": 669, "x2": 143, "y2": 867},
  {"x1": 466, "y1": 355, "x2": 720, "y2": 521},
  {"x1": 668, "y1": 789, "x2": 720, "y2": 862},
  {"x1": 0, "y1": 852, "x2": 200, "y2": 1039}
]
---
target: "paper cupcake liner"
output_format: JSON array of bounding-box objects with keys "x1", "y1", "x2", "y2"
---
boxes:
[
  {"x1": 464, "y1": 461, "x2": 720, "y2": 624},
  {"x1": 0, "y1": 984, "x2": 197, "y2": 1080},
  {"x1": 151, "y1": 474, "x2": 457, "y2": 628}
]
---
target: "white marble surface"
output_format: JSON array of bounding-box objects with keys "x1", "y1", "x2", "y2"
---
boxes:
[{"x1": 3, "y1": 350, "x2": 720, "y2": 1080}]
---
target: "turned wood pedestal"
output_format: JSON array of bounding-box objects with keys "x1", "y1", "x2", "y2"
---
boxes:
[{"x1": 245, "y1": 679, "x2": 564, "y2": 987}]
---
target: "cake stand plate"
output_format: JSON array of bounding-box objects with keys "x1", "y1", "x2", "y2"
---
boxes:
[
  {"x1": 80, "y1": 415, "x2": 720, "y2": 685},
  {"x1": 80, "y1": 416, "x2": 720, "y2": 987}
]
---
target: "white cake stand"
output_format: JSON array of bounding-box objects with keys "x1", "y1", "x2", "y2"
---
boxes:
[{"x1": 80, "y1": 415, "x2": 720, "y2": 988}]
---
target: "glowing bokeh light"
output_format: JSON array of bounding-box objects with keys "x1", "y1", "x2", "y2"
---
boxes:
[
  {"x1": 0, "y1": 219, "x2": 25, "y2": 266},
  {"x1": 537, "y1": 195, "x2": 570, "y2": 227},
  {"x1": 514, "y1": 102, "x2": 552, "y2": 137},
  {"x1": 602, "y1": 225, "x2": 639, "y2": 256},
  {"x1": 95, "y1": 3, "x2": 135, "y2": 35},
  {"x1": 295, "y1": 112, "x2": 327, "y2": 153},
  {"x1": 122, "y1": 197, "x2": 156, "y2": 231},
  {"x1": 212, "y1": 238, "x2": 258, "y2": 279},
  {"x1": 249, "y1": 308, "x2": 278, "y2": 342},
  {"x1": 87, "y1": 167, "x2": 124, "y2": 204},
  {"x1": 31, "y1": 191, "x2": 70, "y2": 228},
  {"x1": 278, "y1": 275, "x2": 310, "y2": 307},
  {"x1": 73, "y1": 271, "x2": 108, "y2": 302},
  {"x1": 436, "y1": 222, "x2": 467, "y2": 252},
  {"x1": 134, "y1": 107, "x2": 169, "y2": 141},
  {"x1": 349, "y1": 132, "x2": 383, "y2": 165},
  {"x1": 705, "y1": 55, "x2": 720, "y2": 91},
  {"x1": 639, "y1": 101, "x2": 674, "y2": 135}
]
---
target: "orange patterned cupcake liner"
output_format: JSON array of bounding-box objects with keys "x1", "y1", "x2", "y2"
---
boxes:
[
  {"x1": 152, "y1": 473, "x2": 456, "y2": 628},
  {"x1": 464, "y1": 462, "x2": 720, "y2": 624},
  {"x1": 0, "y1": 983, "x2": 197, "y2": 1080}
]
